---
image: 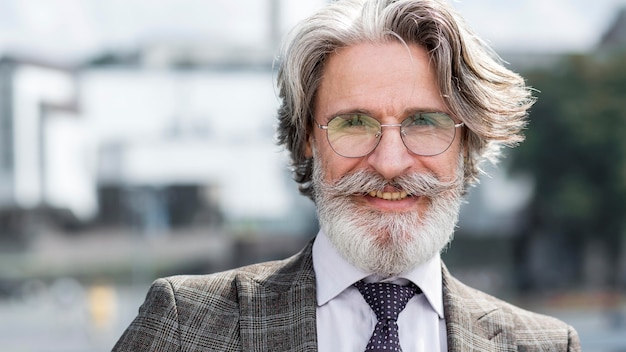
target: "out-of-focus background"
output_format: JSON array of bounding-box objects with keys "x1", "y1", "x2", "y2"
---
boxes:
[{"x1": 0, "y1": 0, "x2": 625, "y2": 351}]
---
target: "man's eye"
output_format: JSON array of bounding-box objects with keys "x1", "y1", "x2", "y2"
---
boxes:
[
  {"x1": 410, "y1": 116, "x2": 436, "y2": 126},
  {"x1": 328, "y1": 114, "x2": 379, "y2": 132},
  {"x1": 347, "y1": 115, "x2": 367, "y2": 126},
  {"x1": 334, "y1": 115, "x2": 370, "y2": 128}
]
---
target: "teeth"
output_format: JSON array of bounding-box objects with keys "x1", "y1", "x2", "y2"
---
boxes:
[{"x1": 368, "y1": 190, "x2": 409, "y2": 200}]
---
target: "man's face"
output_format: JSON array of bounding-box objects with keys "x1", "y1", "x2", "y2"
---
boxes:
[
  {"x1": 308, "y1": 41, "x2": 464, "y2": 276},
  {"x1": 309, "y1": 41, "x2": 462, "y2": 220}
]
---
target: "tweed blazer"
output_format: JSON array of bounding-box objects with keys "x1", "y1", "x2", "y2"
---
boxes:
[{"x1": 113, "y1": 242, "x2": 580, "y2": 351}]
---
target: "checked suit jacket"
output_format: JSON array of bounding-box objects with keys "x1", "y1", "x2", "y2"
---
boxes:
[{"x1": 113, "y1": 241, "x2": 581, "y2": 351}]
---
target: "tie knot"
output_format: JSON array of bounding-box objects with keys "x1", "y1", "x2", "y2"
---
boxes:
[{"x1": 354, "y1": 281, "x2": 419, "y2": 322}]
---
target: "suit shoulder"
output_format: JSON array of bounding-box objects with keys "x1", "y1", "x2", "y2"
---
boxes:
[
  {"x1": 158, "y1": 260, "x2": 283, "y2": 300},
  {"x1": 160, "y1": 240, "x2": 314, "y2": 301},
  {"x1": 113, "y1": 243, "x2": 314, "y2": 351},
  {"x1": 476, "y1": 287, "x2": 570, "y2": 328},
  {"x1": 480, "y1": 290, "x2": 581, "y2": 350},
  {"x1": 444, "y1": 271, "x2": 580, "y2": 350},
  {"x1": 449, "y1": 274, "x2": 570, "y2": 326},
  {"x1": 444, "y1": 266, "x2": 570, "y2": 325}
]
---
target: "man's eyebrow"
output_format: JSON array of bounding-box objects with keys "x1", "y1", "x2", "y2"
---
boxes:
[
  {"x1": 322, "y1": 108, "x2": 374, "y2": 119},
  {"x1": 321, "y1": 107, "x2": 452, "y2": 121},
  {"x1": 403, "y1": 107, "x2": 451, "y2": 115}
]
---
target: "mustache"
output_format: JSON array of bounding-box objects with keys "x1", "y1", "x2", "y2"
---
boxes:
[{"x1": 318, "y1": 169, "x2": 462, "y2": 198}]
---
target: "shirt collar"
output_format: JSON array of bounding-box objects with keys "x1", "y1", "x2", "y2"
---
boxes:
[{"x1": 312, "y1": 229, "x2": 444, "y2": 319}]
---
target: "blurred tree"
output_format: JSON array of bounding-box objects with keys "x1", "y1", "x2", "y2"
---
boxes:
[{"x1": 511, "y1": 52, "x2": 626, "y2": 291}]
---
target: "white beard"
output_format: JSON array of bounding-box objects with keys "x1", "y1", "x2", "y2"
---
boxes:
[{"x1": 312, "y1": 154, "x2": 464, "y2": 277}]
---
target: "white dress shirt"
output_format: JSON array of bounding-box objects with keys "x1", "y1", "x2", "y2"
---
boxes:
[{"x1": 312, "y1": 230, "x2": 447, "y2": 352}]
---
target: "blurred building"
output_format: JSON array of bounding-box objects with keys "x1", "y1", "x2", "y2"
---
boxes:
[
  {"x1": 86, "y1": 67, "x2": 282, "y2": 230},
  {"x1": 0, "y1": 0, "x2": 319, "y2": 244},
  {"x1": 0, "y1": 57, "x2": 97, "y2": 242},
  {"x1": 0, "y1": 54, "x2": 317, "y2": 239}
]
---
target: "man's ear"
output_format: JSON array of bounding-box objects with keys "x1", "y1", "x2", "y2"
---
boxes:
[{"x1": 304, "y1": 134, "x2": 313, "y2": 158}]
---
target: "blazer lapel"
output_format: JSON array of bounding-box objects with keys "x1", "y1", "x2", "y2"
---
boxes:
[
  {"x1": 237, "y1": 242, "x2": 318, "y2": 352},
  {"x1": 442, "y1": 264, "x2": 516, "y2": 352}
]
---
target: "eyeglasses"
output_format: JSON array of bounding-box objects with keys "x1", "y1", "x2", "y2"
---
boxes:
[{"x1": 315, "y1": 112, "x2": 464, "y2": 158}]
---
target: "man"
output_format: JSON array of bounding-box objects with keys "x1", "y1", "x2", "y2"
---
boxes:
[{"x1": 113, "y1": 0, "x2": 580, "y2": 351}]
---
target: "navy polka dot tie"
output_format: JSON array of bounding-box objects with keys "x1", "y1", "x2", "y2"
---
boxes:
[{"x1": 354, "y1": 281, "x2": 420, "y2": 352}]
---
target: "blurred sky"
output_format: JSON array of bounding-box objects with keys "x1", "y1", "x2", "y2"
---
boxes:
[{"x1": 1, "y1": 0, "x2": 625, "y2": 63}]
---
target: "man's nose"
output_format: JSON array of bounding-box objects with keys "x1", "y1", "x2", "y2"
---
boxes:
[{"x1": 366, "y1": 127, "x2": 414, "y2": 180}]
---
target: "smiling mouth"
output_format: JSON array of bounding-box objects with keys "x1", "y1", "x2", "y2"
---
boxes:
[{"x1": 367, "y1": 190, "x2": 410, "y2": 201}]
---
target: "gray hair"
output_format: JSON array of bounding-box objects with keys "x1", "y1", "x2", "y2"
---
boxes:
[{"x1": 275, "y1": 0, "x2": 535, "y2": 200}]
